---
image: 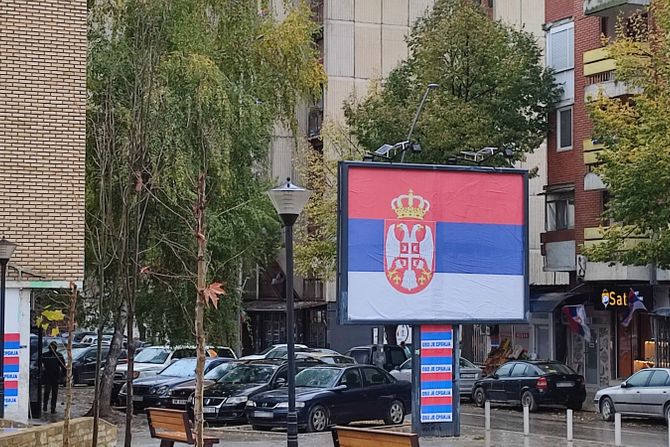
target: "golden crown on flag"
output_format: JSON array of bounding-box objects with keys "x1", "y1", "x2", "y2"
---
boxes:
[{"x1": 391, "y1": 189, "x2": 430, "y2": 219}]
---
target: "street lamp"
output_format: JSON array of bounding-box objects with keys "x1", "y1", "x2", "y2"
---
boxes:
[
  {"x1": 268, "y1": 179, "x2": 311, "y2": 447},
  {"x1": 0, "y1": 238, "x2": 16, "y2": 418}
]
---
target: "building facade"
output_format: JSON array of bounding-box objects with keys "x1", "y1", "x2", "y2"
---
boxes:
[
  {"x1": 0, "y1": 0, "x2": 86, "y2": 420},
  {"x1": 542, "y1": 0, "x2": 668, "y2": 386}
]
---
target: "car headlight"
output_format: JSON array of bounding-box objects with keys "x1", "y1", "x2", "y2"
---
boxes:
[
  {"x1": 246, "y1": 400, "x2": 256, "y2": 407},
  {"x1": 275, "y1": 402, "x2": 305, "y2": 409},
  {"x1": 226, "y1": 396, "x2": 248, "y2": 405},
  {"x1": 155, "y1": 385, "x2": 170, "y2": 397},
  {"x1": 119, "y1": 384, "x2": 127, "y2": 394},
  {"x1": 133, "y1": 371, "x2": 141, "y2": 379}
]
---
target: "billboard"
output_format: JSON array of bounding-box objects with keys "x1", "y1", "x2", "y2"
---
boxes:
[
  {"x1": 420, "y1": 325, "x2": 453, "y2": 423},
  {"x1": 338, "y1": 162, "x2": 528, "y2": 323}
]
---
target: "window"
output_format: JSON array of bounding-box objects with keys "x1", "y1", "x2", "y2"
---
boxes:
[
  {"x1": 495, "y1": 363, "x2": 514, "y2": 377},
  {"x1": 647, "y1": 370, "x2": 669, "y2": 387},
  {"x1": 388, "y1": 348, "x2": 407, "y2": 368},
  {"x1": 362, "y1": 367, "x2": 389, "y2": 385},
  {"x1": 173, "y1": 348, "x2": 196, "y2": 359},
  {"x1": 338, "y1": 369, "x2": 363, "y2": 388},
  {"x1": 626, "y1": 370, "x2": 653, "y2": 387},
  {"x1": 547, "y1": 21, "x2": 575, "y2": 105},
  {"x1": 557, "y1": 107, "x2": 573, "y2": 151},
  {"x1": 511, "y1": 364, "x2": 528, "y2": 377},
  {"x1": 546, "y1": 190, "x2": 575, "y2": 231}
]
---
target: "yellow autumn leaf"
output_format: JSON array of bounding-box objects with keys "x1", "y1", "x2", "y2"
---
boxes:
[
  {"x1": 35, "y1": 316, "x2": 43, "y2": 327},
  {"x1": 42, "y1": 309, "x2": 65, "y2": 322},
  {"x1": 41, "y1": 323, "x2": 49, "y2": 331},
  {"x1": 50, "y1": 328, "x2": 60, "y2": 337}
]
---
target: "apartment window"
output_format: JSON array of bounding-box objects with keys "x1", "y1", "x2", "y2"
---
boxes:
[
  {"x1": 547, "y1": 21, "x2": 574, "y2": 105},
  {"x1": 557, "y1": 107, "x2": 572, "y2": 151},
  {"x1": 546, "y1": 191, "x2": 575, "y2": 231}
]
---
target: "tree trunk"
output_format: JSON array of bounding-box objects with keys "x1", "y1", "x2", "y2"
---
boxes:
[
  {"x1": 194, "y1": 172, "x2": 207, "y2": 447},
  {"x1": 95, "y1": 305, "x2": 126, "y2": 416},
  {"x1": 385, "y1": 325, "x2": 398, "y2": 346},
  {"x1": 63, "y1": 283, "x2": 77, "y2": 447}
]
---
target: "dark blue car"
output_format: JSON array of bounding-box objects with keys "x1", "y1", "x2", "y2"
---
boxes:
[
  {"x1": 246, "y1": 364, "x2": 411, "y2": 432},
  {"x1": 118, "y1": 357, "x2": 230, "y2": 411}
]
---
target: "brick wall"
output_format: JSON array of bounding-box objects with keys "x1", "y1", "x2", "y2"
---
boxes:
[
  {"x1": 545, "y1": 0, "x2": 605, "y2": 249},
  {"x1": 0, "y1": 417, "x2": 117, "y2": 447},
  {"x1": 0, "y1": 0, "x2": 86, "y2": 281}
]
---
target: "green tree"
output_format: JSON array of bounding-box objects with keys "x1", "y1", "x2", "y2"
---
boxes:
[
  {"x1": 584, "y1": 2, "x2": 670, "y2": 268},
  {"x1": 344, "y1": 0, "x2": 559, "y2": 165}
]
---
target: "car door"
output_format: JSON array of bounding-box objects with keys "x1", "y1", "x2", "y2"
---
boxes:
[
  {"x1": 396, "y1": 359, "x2": 412, "y2": 382},
  {"x1": 615, "y1": 370, "x2": 653, "y2": 414},
  {"x1": 385, "y1": 347, "x2": 407, "y2": 372},
  {"x1": 506, "y1": 363, "x2": 528, "y2": 401},
  {"x1": 488, "y1": 363, "x2": 514, "y2": 401},
  {"x1": 361, "y1": 366, "x2": 395, "y2": 419},
  {"x1": 81, "y1": 349, "x2": 102, "y2": 383},
  {"x1": 331, "y1": 368, "x2": 367, "y2": 423},
  {"x1": 639, "y1": 370, "x2": 670, "y2": 416}
]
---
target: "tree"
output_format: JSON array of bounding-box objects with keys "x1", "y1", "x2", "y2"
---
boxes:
[
  {"x1": 583, "y1": 1, "x2": 670, "y2": 268},
  {"x1": 344, "y1": 0, "x2": 559, "y2": 165}
]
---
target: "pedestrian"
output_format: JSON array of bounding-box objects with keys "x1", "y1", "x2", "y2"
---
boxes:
[
  {"x1": 400, "y1": 341, "x2": 411, "y2": 359},
  {"x1": 41, "y1": 341, "x2": 65, "y2": 414}
]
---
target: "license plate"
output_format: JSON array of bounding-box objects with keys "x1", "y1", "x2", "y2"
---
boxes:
[
  {"x1": 172, "y1": 399, "x2": 187, "y2": 406},
  {"x1": 132, "y1": 395, "x2": 143, "y2": 402},
  {"x1": 253, "y1": 411, "x2": 274, "y2": 418},
  {"x1": 557, "y1": 381, "x2": 574, "y2": 388},
  {"x1": 461, "y1": 374, "x2": 475, "y2": 378},
  {"x1": 203, "y1": 407, "x2": 218, "y2": 414}
]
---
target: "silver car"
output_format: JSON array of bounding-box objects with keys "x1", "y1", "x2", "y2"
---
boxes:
[
  {"x1": 390, "y1": 357, "x2": 483, "y2": 398},
  {"x1": 594, "y1": 368, "x2": 670, "y2": 422}
]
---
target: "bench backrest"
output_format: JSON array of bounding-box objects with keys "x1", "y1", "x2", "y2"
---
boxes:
[
  {"x1": 332, "y1": 426, "x2": 419, "y2": 447},
  {"x1": 146, "y1": 407, "x2": 193, "y2": 443}
]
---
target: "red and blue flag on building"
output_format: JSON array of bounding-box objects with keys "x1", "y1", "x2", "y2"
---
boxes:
[
  {"x1": 622, "y1": 288, "x2": 647, "y2": 328},
  {"x1": 562, "y1": 305, "x2": 591, "y2": 342}
]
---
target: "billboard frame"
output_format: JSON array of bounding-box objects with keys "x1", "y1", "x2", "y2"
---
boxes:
[{"x1": 337, "y1": 161, "x2": 529, "y2": 325}]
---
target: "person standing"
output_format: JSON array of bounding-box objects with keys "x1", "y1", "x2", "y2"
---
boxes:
[
  {"x1": 41, "y1": 341, "x2": 65, "y2": 414},
  {"x1": 400, "y1": 341, "x2": 411, "y2": 359}
]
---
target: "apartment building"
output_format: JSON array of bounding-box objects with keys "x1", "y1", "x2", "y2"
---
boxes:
[
  {"x1": 243, "y1": 0, "x2": 571, "y2": 356},
  {"x1": 0, "y1": 0, "x2": 86, "y2": 420},
  {"x1": 542, "y1": 0, "x2": 669, "y2": 386}
]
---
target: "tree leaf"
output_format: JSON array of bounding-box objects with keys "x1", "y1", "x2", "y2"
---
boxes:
[{"x1": 203, "y1": 282, "x2": 225, "y2": 309}]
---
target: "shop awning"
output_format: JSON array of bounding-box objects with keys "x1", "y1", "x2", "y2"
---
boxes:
[
  {"x1": 530, "y1": 292, "x2": 575, "y2": 313},
  {"x1": 243, "y1": 300, "x2": 326, "y2": 312}
]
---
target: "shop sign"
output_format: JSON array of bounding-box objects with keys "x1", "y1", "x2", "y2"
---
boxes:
[{"x1": 600, "y1": 288, "x2": 645, "y2": 309}]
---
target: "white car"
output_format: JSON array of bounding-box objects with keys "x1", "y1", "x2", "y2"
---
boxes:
[
  {"x1": 239, "y1": 344, "x2": 308, "y2": 361},
  {"x1": 594, "y1": 368, "x2": 670, "y2": 422},
  {"x1": 114, "y1": 345, "x2": 227, "y2": 381}
]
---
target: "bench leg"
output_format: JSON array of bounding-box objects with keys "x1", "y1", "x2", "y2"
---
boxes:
[{"x1": 159, "y1": 441, "x2": 175, "y2": 447}]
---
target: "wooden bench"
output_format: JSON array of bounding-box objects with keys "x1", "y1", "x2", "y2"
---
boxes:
[
  {"x1": 331, "y1": 426, "x2": 419, "y2": 447},
  {"x1": 146, "y1": 407, "x2": 219, "y2": 447}
]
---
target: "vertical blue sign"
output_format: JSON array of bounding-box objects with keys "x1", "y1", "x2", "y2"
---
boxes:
[{"x1": 420, "y1": 325, "x2": 453, "y2": 423}]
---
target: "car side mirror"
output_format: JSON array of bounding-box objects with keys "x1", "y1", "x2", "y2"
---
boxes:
[
  {"x1": 333, "y1": 384, "x2": 347, "y2": 391},
  {"x1": 621, "y1": 382, "x2": 628, "y2": 388}
]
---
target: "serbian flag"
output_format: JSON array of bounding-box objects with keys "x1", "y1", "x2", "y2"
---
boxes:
[
  {"x1": 622, "y1": 288, "x2": 647, "y2": 328},
  {"x1": 344, "y1": 165, "x2": 526, "y2": 322},
  {"x1": 562, "y1": 305, "x2": 591, "y2": 342}
]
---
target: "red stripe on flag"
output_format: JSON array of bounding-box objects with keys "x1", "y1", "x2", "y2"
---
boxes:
[
  {"x1": 421, "y1": 372, "x2": 452, "y2": 382},
  {"x1": 4, "y1": 357, "x2": 19, "y2": 365},
  {"x1": 421, "y1": 348, "x2": 452, "y2": 357},
  {"x1": 4, "y1": 333, "x2": 19, "y2": 342},
  {"x1": 421, "y1": 396, "x2": 453, "y2": 406},
  {"x1": 422, "y1": 325, "x2": 452, "y2": 333},
  {"x1": 4, "y1": 381, "x2": 18, "y2": 389}
]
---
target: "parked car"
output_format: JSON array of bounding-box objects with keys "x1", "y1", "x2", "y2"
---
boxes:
[
  {"x1": 344, "y1": 345, "x2": 407, "y2": 371},
  {"x1": 390, "y1": 357, "x2": 482, "y2": 398},
  {"x1": 239, "y1": 344, "x2": 309, "y2": 361},
  {"x1": 594, "y1": 368, "x2": 670, "y2": 422},
  {"x1": 71, "y1": 346, "x2": 127, "y2": 385},
  {"x1": 292, "y1": 352, "x2": 356, "y2": 365},
  {"x1": 167, "y1": 361, "x2": 240, "y2": 409},
  {"x1": 472, "y1": 360, "x2": 586, "y2": 411},
  {"x1": 187, "y1": 358, "x2": 325, "y2": 425},
  {"x1": 118, "y1": 357, "x2": 230, "y2": 411},
  {"x1": 246, "y1": 364, "x2": 412, "y2": 432}
]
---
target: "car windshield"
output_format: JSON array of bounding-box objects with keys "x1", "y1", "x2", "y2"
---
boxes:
[
  {"x1": 349, "y1": 350, "x2": 369, "y2": 365},
  {"x1": 535, "y1": 363, "x2": 575, "y2": 375},
  {"x1": 204, "y1": 362, "x2": 234, "y2": 380},
  {"x1": 258, "y1": 346, "x2": 277, "y2": 356},
  {"x1": 460, "y1": 358, "x2": 476, "y2": 369},
  {"x1": 295, "y1": 368, "x2": 341, "y2": 388},
  {"x1": 71, "y1": 348, "x2": 89, "y2": 360},
  {"x1": 135, "y1": 347, "x2": 170, "y2": 364},
  {"x1": 219, "y1": 365, "x2": 276, "y2": 384},
  {"x1": 159, "y1": 359, "x2": 198, "y2": 378}
]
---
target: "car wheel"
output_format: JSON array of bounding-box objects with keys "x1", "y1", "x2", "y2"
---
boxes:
[
  {"x1": 521, "y1": 391, "x2": 538, "y2": 412},
  {"x1": 600, "y1": 397, "x2": 615, "y2": 422},
  {"x1": 252, "y1": 425, "x2": 272, "y2": 431},
  {"x1": 307, "y1": 404, "x2": 329, "y2": 432},
  {"x1": 473, "y1": 387, "x2": 486, "y2": 408},
  {"x1": 665, "y1": 404, "x2": 670, "y2": 424},
  {"x1": 383, "y1": 400, "x2": 405, "y2": 425}
]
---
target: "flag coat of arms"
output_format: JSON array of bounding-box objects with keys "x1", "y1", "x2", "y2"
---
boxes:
[{"x1": 340, "y1": 163, "x2": 528, "y2": 323}]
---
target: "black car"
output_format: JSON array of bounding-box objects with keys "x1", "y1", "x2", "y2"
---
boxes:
[
  {"x1": 118, "y1": 357, "x2": 229, "y2": 411},
  {"x1": 71, "y1": 346, "x2": 128, "y2": 385},
  {"x1": 246, "y1": 364, "x2": 411, "y2": 432},
  {"x1": 344, "y1": 345, "x2": 407, "y2": 371},
  {"x1": 472, "y1": 360, "x2": 586, "y2": 411},
  {"x1": 166, "y1": 361, "x2": 240, "y2": 409},
  {"x1": 187, "y1": 358, "x2": 325, "y2": 424}
]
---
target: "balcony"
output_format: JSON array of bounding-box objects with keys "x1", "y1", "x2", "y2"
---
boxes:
[
  {"x1": 584, "y1": 0, "x2": 649, "y2": 16},
  {"x1": 583, "y1": 226, "x2": 648, "y2": 249},
  {"x1": 583, "y1": 138, "x2": 605, "y2": 165},
  {"x1": 583, "y1": 47, "x2": 641, "y2": 100},
  {"x1": 308, "y1": 106, "x2": 323, "y2": 148},
  {"x1": 541, "y1": 230, "x2": 576, "y2": 272}
]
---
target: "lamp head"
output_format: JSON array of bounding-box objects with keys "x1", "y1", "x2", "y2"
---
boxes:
[
  {"x1": 267, "y1": 178, "x2": 311, "y2": 226},
  {"x1": 0, "y1": 238, "x2": 16, "y2": 262}
]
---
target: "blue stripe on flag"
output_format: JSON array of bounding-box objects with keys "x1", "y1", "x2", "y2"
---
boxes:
[
  {"x1": 422, "y1": 332, "x2": 452, "y2": 341},
  {"x1": 421, "y1": 357, "x2": 453, "y2": 366},
  {"x1": 3, "y1": 365, "x2": 18, "y2": 373},
  {"x1": 421, "y1": 380, "x2": 453, "y2": 389},
  {"x1": 4, "y1": 389, "x2": 17, "y2": 397},
  {"x1": 420, "y1": 404, "x2": 453, "y2": 414},
  {"x1": 4, "y1": 342, "x2": 19, "y2": 349},
  {"x1": 347, "y1": 219, "x2": 524, "y2": 275}
]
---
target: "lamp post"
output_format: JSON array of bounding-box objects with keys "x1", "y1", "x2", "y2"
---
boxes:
[
  {"x1": 268, "y1": 179, "x2": 311, "y2": 447},
  {"x1": 0, "y1": 238, "x2": 16, "y2": 418}
]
